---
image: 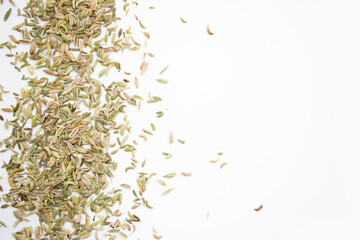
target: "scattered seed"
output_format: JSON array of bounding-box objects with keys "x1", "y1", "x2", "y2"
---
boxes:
[
  {"x1": 142, "y1": 129, "x2": 153, "y2": 135},
  {"x1": 169, "y1": 131, "x2": 174, "y2": 144},
  {"x1": 180, "y1": 17, "x2": 187, "y2": 23},
  {"x1": 181, "y1": 172, "x2": 192, "y2": 177},
  {"x1": 220, "y1": 162, "x2": 228, "y2": 169},
  {"x1": 9, "y1": 35, "x2": 19, "y2": 44},
  {"x1": 159, "y1": 65, "x2": 169, "y2": 75},
  {"x1": 139, "y1": 20, "x2": 146, "y2": 29},
  {"x1": 156, "y1": 79, "x2": 169, "y2": 84},
  {"x1": 154, "y1": 234, "x2": 162, "y2": 239},
  {"x1": 0, "y1": 220, "x2": 6, "y2": 227},
  {"x1": 4, "y1": 8, "x2": 11, "y2": 21},
  {"x1": 163, "y1": 173, "x2": 176, "y2": 179},
  {"x1": 157, "y1": 180, "x2": 166, "y2": 187},
  {"x1": 210, "y1": 158, "x2": 219, "y2": 163},
  {"x1": 254, "y1": 205, "x2": 263, "y2": 212},
  {"x1": 207, "y1": 24, "x2": 214, "y2": 35},
  {"x1": 161, "y1": 188, "x2": 175, "y2": 196}
]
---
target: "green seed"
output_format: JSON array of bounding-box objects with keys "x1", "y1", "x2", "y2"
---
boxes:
[{"x1": 4, "y1": 8, "x2": 11, "y2": 21}]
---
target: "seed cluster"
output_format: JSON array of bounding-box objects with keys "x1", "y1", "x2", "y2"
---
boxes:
[
  {"x1": 0, "y1": 1, "x2": 172, "y2": 239},
  {"x1": 0, "y1": 0, "x2": 224, "y2": 239}
]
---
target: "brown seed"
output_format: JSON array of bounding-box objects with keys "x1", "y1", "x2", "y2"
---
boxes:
[
  {"x1": 254, "y1": 205, "x2": 263, "y2": 212},
  {"x1": 29, "y1": 41, "x2": 36, "y2": 55},
  {"x1": 207, "y1": 24, "x2": 214, "y2": 35},
  {"x1": 134, "y1": 77, "x2": 139, "y2": 88},
  {"x1": 159, "y1": 65, "x2": 169, "y2": 75},
  {"x1": 143, "y1": 32, "x2": 150, "y2": 39},
  {"x1": 142, "y1": 129, "x2": 153, "y2": 135},
  {"x1": 43, "y1": 69, "x2": 56, "y2": 76},
  {"x1": 154, "y1": 234, "x2": 162, "y2": 239},
  {"x1": 0, "y1": 220, "x2": 6, "y2": 227},
  {"x1": 9, "y1": 35, "x2": 19, "y2": 44}
]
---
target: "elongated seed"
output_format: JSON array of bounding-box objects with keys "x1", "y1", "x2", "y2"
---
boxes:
[
  {"x1": 161, "y1": 188, "x2": 175, "y2": 196},
  {"x1": 4, "y1": 8, "x2": 11, "y2": 21},
  {"x1": 207, "y1": 24, "x2": 214, "y2": 35}
]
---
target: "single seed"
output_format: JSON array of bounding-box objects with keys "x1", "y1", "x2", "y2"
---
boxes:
[
  {"x1": 142, "y1": 129, "x2": 153, "y2": 135},
  {"x1": 156, "y1": 79, "x2": 169, "y2": 84},
  {"x1": 181, "y1": 172, "x2": 192, "y2": 177},
  {"x1": 4, "y1": 8, "x2": 11, "y2": 21},
  {"x1": 207, "y1": 24, "x2": 214, "y2": 35},
  {"x1": 210, "y1": 158, "x2": 219, "y2": 163},
  {"x1": 154, "y1": 234, "x2": 162, "y2": 239},
  {"x1": 9, "y1": 35, "x2": 19, "y2": 44},
  {"x1": 139, "y1": 20, "x2": 146, "y2": 29},
  {"x1": 169, "y1": 131, "x2": 174, "y2": 144},
  {"x1": 163, "y1": 173, "x2": 176, "y2": 178},
  {"x1": 220, "y1": 162, "x2": 228, "y2": 169},
  {"x1": 254, "y1": 205, "x2": 263, "y2": 212},
  {"x1": 161, "y1": 188, "x2": 175, "y2": 196},
  {"x1": 159, "y1": 65, "x2": 169, "y2": 75}
]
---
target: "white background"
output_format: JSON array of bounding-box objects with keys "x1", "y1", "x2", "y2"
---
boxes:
[{"x1": 0, "y1": 0, "x2": 360, "y2": 239}]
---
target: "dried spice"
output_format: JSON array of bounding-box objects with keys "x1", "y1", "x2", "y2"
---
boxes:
[
  {"x1": 161, "y1": 188, "x2": 174, "y2": 196},
  {"x1": 169, "y1": 131, "x2": 174, "y2": 144},
  {"x1": 159, "y1": 65, "x2": 169, "y2": 75},
  {"x1": 0, "y1": 0, "x2": 225, "y2": 239},
  {"x1": 0, "y1": 1, "x2": 163, "y2": 239},
  {"x1": 220, "y1": 162, "x2": 228, "y2": 169},
  {"x1": 156, "y1": 79, "x2": 169, "y2": 84},
  {"x1": 254, "y1": 205, "x2": 263, "y2": 212},
  {"x1": 4, "y1": 8, "x2": 11, "y2": 21},
  {"x1": 207, "y1": 24, "x2": 214, "y2": 35},
  {"x1": 181, "y1": 172, "x2": 192, "y2": 177}
]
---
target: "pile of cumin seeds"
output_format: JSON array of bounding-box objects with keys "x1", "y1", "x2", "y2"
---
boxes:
[
  {"x1": 0, "y1": 0, "x2": 222, "y2": 239},
  {"x1": 0, "y1": 1, "x2": 173, "y2": 239}
]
